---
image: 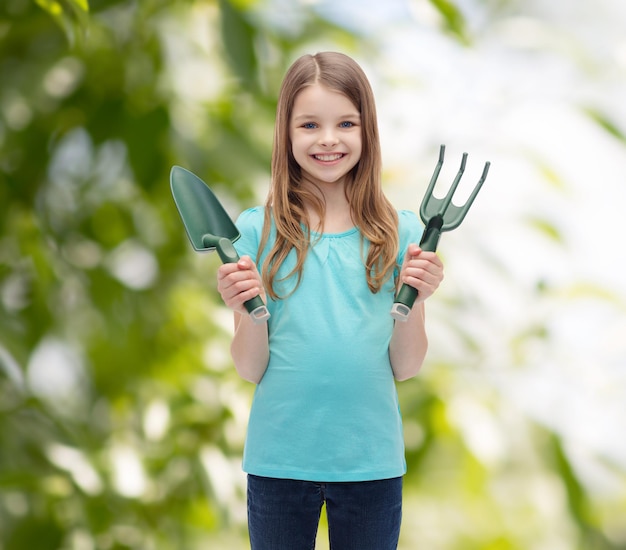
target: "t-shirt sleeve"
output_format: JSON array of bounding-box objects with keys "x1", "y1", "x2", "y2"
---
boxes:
[
  {"x1": 233, "y1": 206, "x2": 264, "y2": 262},
  {"x1": 397, "y1": 209, "x2": 424, "y2": 266}
]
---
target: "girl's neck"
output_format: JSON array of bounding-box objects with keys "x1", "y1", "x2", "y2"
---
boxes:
[{"x1": 303, "y1": 184, "x2": 354, "y2": 234}]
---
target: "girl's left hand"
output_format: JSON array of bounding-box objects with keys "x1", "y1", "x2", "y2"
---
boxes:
[{"x1": 399, "y1": 243, "x2": 444, "y2": 304}]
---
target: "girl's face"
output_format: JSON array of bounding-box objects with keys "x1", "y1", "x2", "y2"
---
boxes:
[{"x1": 289, "y1": 83, "x2": 362, "y2": 190}]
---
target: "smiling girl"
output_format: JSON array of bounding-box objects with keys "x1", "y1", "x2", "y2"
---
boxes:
[{"x1": 217, "y1": 51, "x2": 444, "y2": 550}]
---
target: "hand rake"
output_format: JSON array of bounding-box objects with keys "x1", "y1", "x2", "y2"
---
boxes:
[{"x1": 390, "y1": 145, "x2": 490, "y2": 321}]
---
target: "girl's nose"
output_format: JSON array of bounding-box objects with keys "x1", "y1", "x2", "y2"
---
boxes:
[{"x1": 319, "y1": 128, "x2": 338, "y2": 147}]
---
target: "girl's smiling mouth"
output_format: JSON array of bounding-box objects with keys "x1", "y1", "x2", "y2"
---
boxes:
[{"x1": 313, "y1": 153, "x2": 345, "y2": 162}]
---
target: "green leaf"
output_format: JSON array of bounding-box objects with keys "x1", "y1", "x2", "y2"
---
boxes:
[
  {"x1": 34, "y1": 0, "x2": 90, "y2": 46},
  {"x1": 561, "y1": 282, "x2": 624, "y2": 304},
  {"x1": 546, "y1": 433, "x2": 613, "y2": 545},
  {"x1": 218, "y1": 0, "x2": 259, "y2": 92},
  {"x1": 428, "y1": 0, "x2": 469, "y2": 44},
  {"x1": 526, "y1": 216, "x2": 564, "y2": 243},
  {"x1": 584, "y1": 107, "x2": 626, "y2": 143}
]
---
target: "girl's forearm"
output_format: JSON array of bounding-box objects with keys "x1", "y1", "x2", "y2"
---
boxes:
[
  {"x1": 389, "y1": 303, "x2": 428, "y2": 381},
  {"x1": 231, "y1": 313, "x2": 270, "y2": 383}
]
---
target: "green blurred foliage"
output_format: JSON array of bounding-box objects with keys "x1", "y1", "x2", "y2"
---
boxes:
[
  {"x1": 1, "y1": 0, "x2": 625, "y2": 549},
  {"x1": 0, "y1": 1, "x2": 365, "y2": 548}
]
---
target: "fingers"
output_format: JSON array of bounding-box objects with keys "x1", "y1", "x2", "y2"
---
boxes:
[
  {"x1": 216, "y1": 256, "x2": 265, "y2": 313},
  {"x1": 400, "y1": 245, "x2": 444, "y2": 301},
  {"x1": 405, "y1": 243, "x2": 422, "y2": 259}
]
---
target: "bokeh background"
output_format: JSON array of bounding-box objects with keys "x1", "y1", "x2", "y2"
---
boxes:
[{"x1": 1, "y1": 0, "x2": 625, "y2": 548}]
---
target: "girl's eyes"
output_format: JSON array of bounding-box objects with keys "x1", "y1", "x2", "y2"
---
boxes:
[{"x1": 301, "y1": 121, "x2": 356, "y2": 129}]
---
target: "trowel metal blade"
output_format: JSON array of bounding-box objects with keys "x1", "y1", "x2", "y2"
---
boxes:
[{"x1": 170, "y1": 166, "x2": 240, "y2": 252}]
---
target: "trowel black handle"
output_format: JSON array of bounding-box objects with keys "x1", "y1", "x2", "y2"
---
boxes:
[
  {"x1": 390, "y1": 216, "x2": 442, "y2": 322},
  {"x1": 215, "y1": 238, "x2": 271, "y2": 325}
]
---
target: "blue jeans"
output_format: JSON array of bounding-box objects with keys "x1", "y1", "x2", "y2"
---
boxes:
[{"x1": 247, "y1": 474, "x2": 402, "y2": 550}]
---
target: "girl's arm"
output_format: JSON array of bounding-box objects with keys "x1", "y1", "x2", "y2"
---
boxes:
[
  {"x1": 217, "y1": 257, "x2": 270, "y2": 383},
  {"x1": 230, "y1": 311, "x2": 270, "y2": 383},
  {"x1": 389, "y1": 244, "x2": 443, "y2": 381}
]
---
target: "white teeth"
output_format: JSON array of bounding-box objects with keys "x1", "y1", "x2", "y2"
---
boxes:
[{"x1": 314, "y1": 153, "x2": 343, "y2": 161}]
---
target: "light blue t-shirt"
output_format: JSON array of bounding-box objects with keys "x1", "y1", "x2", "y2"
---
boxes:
[{"x1": 234, "y1": 207, "x2": 423, "y2": 482}]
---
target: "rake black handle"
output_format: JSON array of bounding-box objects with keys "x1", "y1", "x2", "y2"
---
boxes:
[
  {"x1": 213, "y1": 237, "x2": 270, "y2": 324},
  {"x1": 390, "y1": 216, "x2": 442, "y2": 322}
]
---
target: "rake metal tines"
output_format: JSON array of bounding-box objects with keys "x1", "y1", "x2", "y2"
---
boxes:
[
  {"x1": 390, "y1": 144, "x2": 491, "y2": 321},
  {"x1": 420, "y1": 144, "x2": 491, "y2": 234}
]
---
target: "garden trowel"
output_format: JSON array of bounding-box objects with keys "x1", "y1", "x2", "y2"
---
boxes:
[{"x1": 170, "y1": 166, "x2": 270, "y2": 324}]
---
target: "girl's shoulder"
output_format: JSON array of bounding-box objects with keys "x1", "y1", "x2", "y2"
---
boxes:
[
  {"x1": 233, "y1": 206, "x2": 266, "y2": 259},
  {"x1": 397, "y1": 209, "x2": 422, "y2": 235},
  {"x1": 236, "y1": 206, "x2": 266, "y2": 233},
  {"x1": 237, "y1": 205, "x2": 265, "y2": 223}
]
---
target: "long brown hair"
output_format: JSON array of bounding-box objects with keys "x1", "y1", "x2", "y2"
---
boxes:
[{"x1": 259, "y1": 51, "x2": 399, "y2": 299}]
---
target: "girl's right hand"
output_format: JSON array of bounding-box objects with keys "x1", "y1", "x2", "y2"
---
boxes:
[{"x1": 216, "y1": 256, "x2": 266, "y2": 315}]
